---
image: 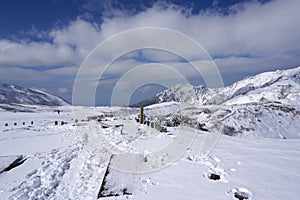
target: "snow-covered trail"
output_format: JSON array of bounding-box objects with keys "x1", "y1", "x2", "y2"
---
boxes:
[
  {"x1": 54, "y1": 121, "x2": 122, "y2": 199},
  {"x1": 0, "y1": 110, "x2": 80, "y2": 199},
  {"x1": 0, "y1": 110, "x2": 114, "y2": 199}
]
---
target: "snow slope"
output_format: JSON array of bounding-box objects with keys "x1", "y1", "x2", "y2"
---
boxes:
[
  {"x1": 133, "y1": 133, "x2": 300, "y2": 200},
  {"x1": 0, "y1": 83, "x2": 69, "y2": 107},
  {"x1": 0, "y1": 107, "x2": 299, "y2": 200},
  {"x1": 180, "y1": 103, "x2": 300, "y2": 139},
  {"x1": 141, "y1": 66, "x2": 300, "y2": 106},
  {"x1": 133, "y1": 67, "x2": 300, "y2": 139}
]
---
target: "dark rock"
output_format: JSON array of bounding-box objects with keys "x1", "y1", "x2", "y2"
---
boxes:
[{"x1": 209, "y1": 173, "x2": 220, "y2": 180}]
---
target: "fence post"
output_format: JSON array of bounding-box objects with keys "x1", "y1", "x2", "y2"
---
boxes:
[{"x1": 140, "y1": 107, "x2": 144, "y2": 124}]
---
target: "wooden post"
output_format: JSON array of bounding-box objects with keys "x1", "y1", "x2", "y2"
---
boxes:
[
  {"x1": 140, "y1": 107, "x2": 144, "y2": 124},
  {"x1": 151, "y1": 122, "x2": 154, "y2": 128}
]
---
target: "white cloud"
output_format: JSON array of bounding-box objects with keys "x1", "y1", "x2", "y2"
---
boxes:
[
  {"x1": 1, "y1": 0, "x2": 299, "y2": 70},
  {"x1": 0, "y1": 18, "x2": 102, "y2": 67},
  {"x1": 50, "y1": 18, "x2": 102, "y2": 57},
  {"x1": 77, "y1": 0, "x2": 300, "y2": 81},
  {"x1": 0, "y1": 40, "x2": 75, "y2": 66},
  {"x1": 100, "y1": 0, "x2": 300, "y2": 57}
]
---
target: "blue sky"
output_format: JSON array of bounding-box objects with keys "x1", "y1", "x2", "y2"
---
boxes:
[
  {"x1": 0, "y1": 0, "x2": 299, "y2": 105},
  {"x1": 0, "y1": 0, "x2": 270, "y2": 39}
]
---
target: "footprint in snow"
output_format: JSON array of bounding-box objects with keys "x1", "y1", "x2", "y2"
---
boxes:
[
  {"x1": 201, "y1": 156, "x2": 228, "y2": 183},
  {"x1": 185, "y1": 155, "x2": 231, "y2": 183},
  {"x1": 235, "y1": 161, "x2": 242, "y2": 165},
  {"x1": 25, "y1": 169, "x2": 38, "y2": 179},
  {"x1": 205, "y1": 166, "x2": 229, "y2": 183},
  {"x1": 186, "y1": 155, "x2": 197, "y2": 161},
  {"x1": 228, "y1": 187, "x2": 252, "y2": 200},
  {"x1": 225, "y1": 161, "x2": 240, "y2": 174}
]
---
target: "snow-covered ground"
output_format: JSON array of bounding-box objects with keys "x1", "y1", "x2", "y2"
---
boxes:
[
  {"x1": 0, "y1": 105, "x2": 299, "y2": 200},
  {"x1": 134, "y1": 134, "x2": 300, "y2": 200}
]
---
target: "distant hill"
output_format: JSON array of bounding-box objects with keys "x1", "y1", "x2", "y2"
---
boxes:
[
  {"x1": 0, "y1": 83, "x2": 69, "y2": 106},
  {"x1": 132, "y1": 66, "x2": 300, "y2": 107},
  {"x1": 130, "y1": 95, "x2": 160, "y2": 108}
]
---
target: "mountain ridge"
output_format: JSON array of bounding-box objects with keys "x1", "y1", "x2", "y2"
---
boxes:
[
  {"x1": 0, "y1": 83, "x2": 69, "y2": 106},
  {"x1": 132, "y1": 66, "x2": 300, "y2": 107}
]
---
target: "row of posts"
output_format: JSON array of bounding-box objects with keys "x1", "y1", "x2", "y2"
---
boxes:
[
  {"x1": 54, "y1": 121, "x2": 67, "y2": 126},
  {"x1": 4, "y1": 121, "x2": 34, "y2": 127},
  {"x1": 3, "y1": 121, "x2": 67, "y2": 127},
  {"x1": 139, "y1": 107, "x2": 167, "y2": 132}
]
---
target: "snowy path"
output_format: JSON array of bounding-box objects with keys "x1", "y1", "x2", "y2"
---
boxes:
[{"x1": 53, "y1": 121, "x2": 120, "y2": 199}]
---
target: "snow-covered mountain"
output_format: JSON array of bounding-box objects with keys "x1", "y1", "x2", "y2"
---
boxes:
[
  {"x1": 135, "y1": 66, "x2": 300, "y2": 107},
  {"x1": 0, "y1": 83, "x2": 69, "y2": 107},
  {"x1": 136, "y1": 67, "x2": 300, "y2": 139}
]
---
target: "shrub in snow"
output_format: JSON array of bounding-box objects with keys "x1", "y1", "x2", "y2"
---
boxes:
[
  {"x1": 164, "y1": 115, "x2": 181, "y2": 127},
  {"x1": 222, "y1": 125, "x2": 236, "y2": 136}
]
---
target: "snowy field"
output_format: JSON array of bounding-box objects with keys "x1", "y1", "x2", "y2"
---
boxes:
[{"x1": 0, "y1": 105, "x2": 300, "y2": 200}]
